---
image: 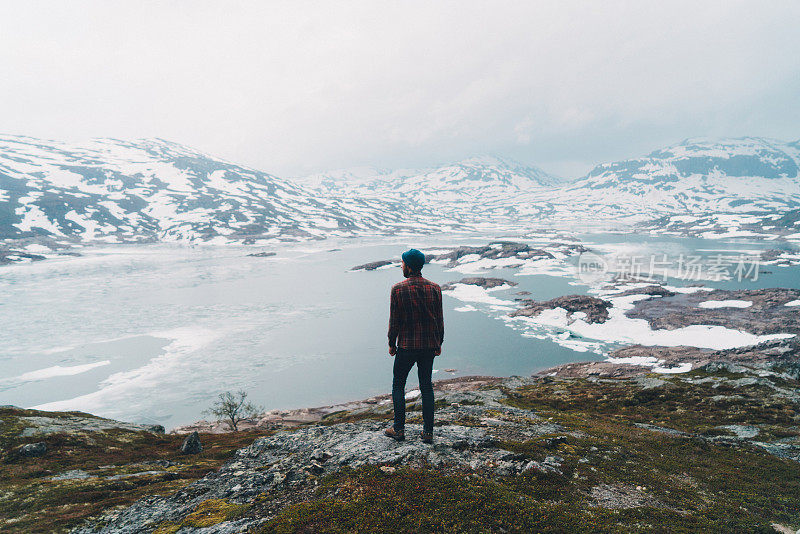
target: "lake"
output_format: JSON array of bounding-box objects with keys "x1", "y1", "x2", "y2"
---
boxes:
[{"x1": 1, "y1": 232, "x2": 797, "y2": 428}]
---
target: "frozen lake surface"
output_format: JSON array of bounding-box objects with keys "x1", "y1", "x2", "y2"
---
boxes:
[{"x1": 1, "y1": 233, "x2": 797, "y2": 428}]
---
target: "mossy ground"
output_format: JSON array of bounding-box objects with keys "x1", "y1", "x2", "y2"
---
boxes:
[
  {"x1": 0, "y1": 406, "x2": 269, "y2": 533},
  {"x1": 258, "y1": 371, "x2": 800, "y2": 533},
  {"x1": 153, "y1": 498, "x2": 249, "y2": 532},
  {"x1": 3, "y1": 368, "x2": 800, "y2": 533},
  {"x1": 503, "y1": 369, "x2": 800, "y2": 435}
]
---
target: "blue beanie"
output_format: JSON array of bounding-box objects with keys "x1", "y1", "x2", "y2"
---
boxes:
[{"x1": 401, "y1": 248, "x2": 425, "y2": 271}]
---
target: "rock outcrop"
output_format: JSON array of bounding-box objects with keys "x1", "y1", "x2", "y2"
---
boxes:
[
  {"x1": 173, "y1": 376, "x2": 501, "y2": 434},
  {"x1": 350, "y1": 240, "x2": 587, "y2": 275},
  {"x1": 7, "y1": 409, "x2": 167, "y2": 438},
  {"x1": 351, "y1": 260, "x2": 395, "y2": 271},
  {"x1": 441, "y1": 277, "x2": 517, "y2": 291},
  {"x1": 511, "y1": 295, "x2": 613, "y2": 323},
  {"x1": 625, "y1": 288, "x2": 800, "y2": 335},
  {"x1": 73, "y1": 377, "x2": 568, "y2": 532},
  {"x1": 431, "y1": 241, "x2": 554, "y2": 267},
  {"x1": 609, "y1": 284, "x2": 677, "y2": 298},
  {"x1": 543, "y1": 337, "x2": 800, "y2": 379}
]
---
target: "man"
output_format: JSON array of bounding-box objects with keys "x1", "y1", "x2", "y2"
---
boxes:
[{"x1": 384, "y1": 248, "x2": 444, "y2": 444}]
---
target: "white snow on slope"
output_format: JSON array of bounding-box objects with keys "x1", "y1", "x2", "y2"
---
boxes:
[
  {"x1": 0, "y1": 135, "x2": 441, "y2": 244},
  {"x1": 3, "y1": 134, "x2": 800, "y2": 245}
]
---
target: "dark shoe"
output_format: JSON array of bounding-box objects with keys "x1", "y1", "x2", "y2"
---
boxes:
[
  {"x1": 384, "y1": 427, "x2": 405, "y2": 441},
  {"x1": 420, "y1": 431, "x2": 433, "y2": 444}
]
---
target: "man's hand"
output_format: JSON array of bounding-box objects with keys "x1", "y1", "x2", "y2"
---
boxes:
[
  {"x1": 434, "y1": 347, "x2": 441, "y2": 356},
  {"x1": 389, "y1": 345, "x2": 397, "y2": 357}
]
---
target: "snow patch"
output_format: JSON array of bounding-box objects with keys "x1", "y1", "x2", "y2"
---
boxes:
[
  {"x1": 508, "y1": 294, "x2": 794, "y2": 350},
  {"x1": 604, "y1": 355, "x2": 692, "y2": 374},
  {"x1": 443, "y1": 283, "x2": 513, "y2": 306},
  {"x1": 404, "y1": 389, "x2": 421, "y2": 400},
  {"x1": 697, "y1": 300, "x2": 752, "y2": 309}
]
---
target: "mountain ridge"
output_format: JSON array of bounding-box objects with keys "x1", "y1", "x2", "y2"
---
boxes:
[
  {"x1": 1, "y1": 134, "x2": 799, "y2": 249},
  {"x1": 0, "y1": 135, "x2": 441, "y2": 245}
]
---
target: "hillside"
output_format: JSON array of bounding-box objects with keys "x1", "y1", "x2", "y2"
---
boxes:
[
  {"x1": 555, "y1": 137, "x2": 800, "y2": 227},
  {"x1": 298, "y1": 137, "x2": 800, "y2": 224},
  {"x1": 2, "y1": 343, "x2": 799, "y2": 533},
  {"x1": 0, "y1": 135, "x2": 436, "y2": 246},
  {"x1": 297, "y1": 156, "x2": 561, "y2": 205}
]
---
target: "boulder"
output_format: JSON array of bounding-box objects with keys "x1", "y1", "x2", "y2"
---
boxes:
[
  {"x1": 180, "y1": 431, "x2": 203, "y2": 454},
  {"x1": 18, "y1": 442, "x2": 47, "y2": 457},
  {"x1": 310, "y1": 448, "x2": 332, "y2": 462},
  {"x1": 306, "y1": 461, "x2": 325, "y2": 475}
]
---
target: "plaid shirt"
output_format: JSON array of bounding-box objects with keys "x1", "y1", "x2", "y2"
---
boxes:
[{"x1": 388, "y1": 275, "x2": 444, "y2": 350}]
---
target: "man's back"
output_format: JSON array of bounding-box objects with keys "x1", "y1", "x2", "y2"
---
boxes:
[
  {"x1": 385, "y1": 249, "x2": 443, "y2": 444},
  {"x1": 388, "y1": 275, "x2": 444, "y2": 350}
]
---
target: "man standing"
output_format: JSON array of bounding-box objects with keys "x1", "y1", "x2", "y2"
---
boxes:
[{"x1": 385, "y1": 248, "x2": 444, "y2": 444}]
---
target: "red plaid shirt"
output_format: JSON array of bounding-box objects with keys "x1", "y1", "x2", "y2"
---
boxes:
[{"x1": 388, "y1": 275, "x2": 444, "y2": 350}]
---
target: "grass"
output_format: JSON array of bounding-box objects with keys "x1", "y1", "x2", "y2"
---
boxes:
[
  {"x1": 153, "y1": 498, "x2": 249, "y2": 532},
  {"x1": 258, "y1": 466, "x2": 585, "y2": 533},
  {"x1": 502, "y1": 370, "x2": 800, "y2": 435},
  {"x1": 257, "y1": 459, "x2": 797, "y2": 533},
  {"x1": 0, "y1": 406, "x2": 270, "y2": 533}
]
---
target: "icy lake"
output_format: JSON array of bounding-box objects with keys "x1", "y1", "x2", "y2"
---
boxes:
[{"x1": 1, "y1": 232, "x2": 798, "y2": 428}]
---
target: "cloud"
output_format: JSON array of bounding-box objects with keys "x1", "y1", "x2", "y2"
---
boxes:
[{"x1": 1, "y1": 1, "x2": 798, "y2": 178}]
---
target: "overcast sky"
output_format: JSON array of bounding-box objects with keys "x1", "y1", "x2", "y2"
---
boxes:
[{"x1": 1, "y1": 1, "x2": 799, "y2": 178}]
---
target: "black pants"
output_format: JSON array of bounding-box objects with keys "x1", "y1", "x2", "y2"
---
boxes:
[{"x1": 392, "y1": 348, "x2": 435, "y2": 434}]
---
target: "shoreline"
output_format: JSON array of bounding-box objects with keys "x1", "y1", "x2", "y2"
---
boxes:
[{"x1": 172, "y1": 335, "x2": 799, "y2": 434}]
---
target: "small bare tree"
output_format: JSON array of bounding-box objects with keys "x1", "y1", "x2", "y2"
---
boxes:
[{"x1": 204, "y1": 390, "x2": 262, "y2": 431}]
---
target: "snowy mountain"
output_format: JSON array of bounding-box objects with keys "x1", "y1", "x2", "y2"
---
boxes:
[
  {"x1": 1, "y1": 134, "x2": 799, "y2": 250},
  {"x1": 561, "y1": 137, "x2": 800, "y2": 216},
  {"x1": 296, "y1": 138, "x2": 800, "y2": 224},
  {"x1": 0, "y1": 135, "x2": 442, "y2": 245},
  {"x1": 296, "y1": 156, "x2": 561, "y2": 204},
  {"x1": 294, "y1": 166, "x2": 411, "y2": 192}
]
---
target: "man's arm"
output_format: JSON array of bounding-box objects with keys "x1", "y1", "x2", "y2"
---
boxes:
[
  {"x1": 435, "y1": 286, "x2": 444, "y2": 353},
  {"x1": 388, "y1": 286, "x2": 401, "y2": 354}
]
